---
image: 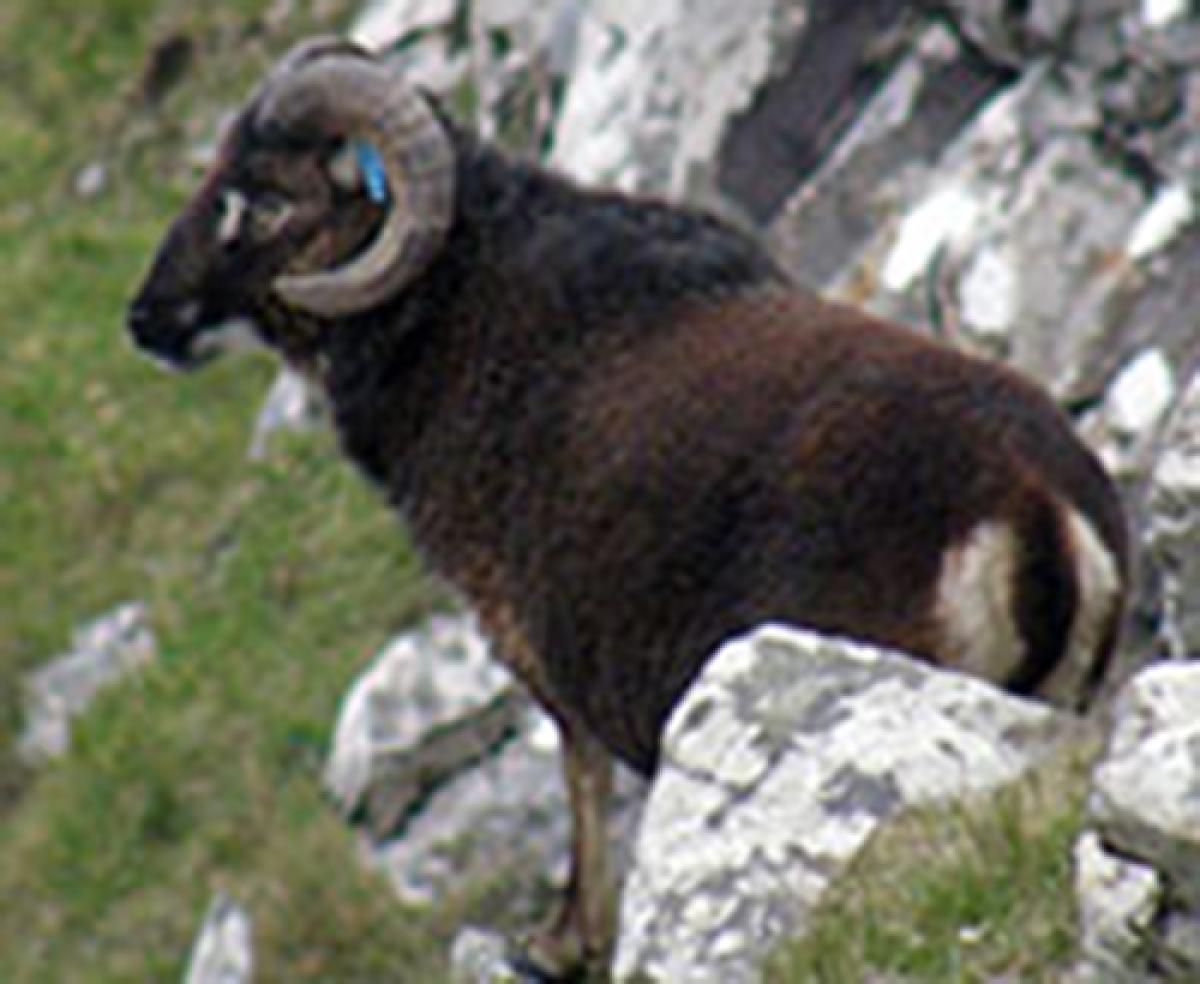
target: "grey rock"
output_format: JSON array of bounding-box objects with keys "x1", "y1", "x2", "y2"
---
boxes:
[
  {"x1": 349, "y1": 0, "x2": 470, "y2": 101},
  {"x1": 1127, "y1": 184, "x2": 1197, "y2": 263},
  {"x1": 74, "y1": 161, "x2": 107, "y2": 199},
  {"x1": 1084, "y1": 222, "x2": 1200, "y2": 425},
  {"x1": 371, "y1": 709, "x2": 564, "y2": 905},
  {"x1": 1089, "y1": 661, "x2": 1200, "y2": 910},
  {"x1": 248, "y1": 368, "x2": 327, "y2": 461},
  {"x1": 802, "y1": 59, "x2": 1143, "y2": 353},
  {"x1": 327, "y1": 615, "x2": 646, "y2": 909},
  {"x1": 942, "y1": 0, "x2": 1077, "y2": 66},
  {"x1": 184, "y1": 894, "x2": 253, "y2": 984},
  {"x1": 372, "y1": 712, "x2": 646, "y2": 908},
  {"x1": 614, "y1": 623, "x2": 1062, "y2": 983},
  {"x1": 770, "y1": 23, "x2": 1012, "y2": 287},
  {"x1": 359, "y1": 687, "x2": 531, "y2": 839},
  {"x1": 463, "y1": 0, "x2": 583, "y2": 147},
  {"x1": 848, "y1": 88, "x2": 1145, "y2": 393},
  {"x1": 352, "y1": 0, "x2": 458, "y2": 51},
  {"x1": 767, "y1": 1, "x2": 1196, "y2": 427},
  {"x1": 1141, "y1": 0, "x2": 1191, "y2": 30},
  {"x1": 551, "y1": 0, "x2": 794, "y2": 197},
  {"x1": 449, "y1": 926, "x2": 521, "y2": 984},
  {"x1": 1068, "y1": 1, "x2": 1143, "y2": 72},
  {"x1": 716, "y1": 0, "x2": 917, "y2": 224},
  {"x1": 324, "y1": 614, "x2": 512, "y2": 816},
  {"x1": 1076, "y1": 660, "x2": 1200, "y2": 982},
  {"x1": 352, "y1": 0, "x2": 581, "y2": 151},
  {"x1": 1078, "y1": 348, "x2": 1177, "y2": 481},
  {"x1": 1073, "y1": 831, "x2": 1163, "y2": 983},
  {"x1": 1147, "y1": 368, "x2": 1200, "y2": 657},
  {"x1": 1162, "y1": 911, "x2": 1200, "y2": 978},
  {"x1": 18, "y1": 603, "x2": 157, "y2": 764},
  {"x1": 991, "y1": 136, "x2": 1143, "y2": 390}
]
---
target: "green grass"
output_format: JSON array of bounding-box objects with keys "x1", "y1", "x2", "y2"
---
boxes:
[
  {"x1": 766, "y1": 740, "x2": 1098, "y2": 983},
  {"x1": 0, "y1": 1, "x2": 500, "y2": 979}
]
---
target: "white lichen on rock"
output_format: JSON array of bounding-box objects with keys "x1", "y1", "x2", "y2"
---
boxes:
[
  {"x1": 18, "y1": 603, "x2": 157, "y2": 763},
  {"x1": 615, "y1": 623, "x2": 1061, "y2": 983}
]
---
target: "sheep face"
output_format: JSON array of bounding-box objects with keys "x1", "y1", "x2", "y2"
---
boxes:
[
  {"x1": 128, "y1": 122, "x2": 364, "y2": 370},
  {"x1": 128, "y1": 37, "x2": 456, "y2": 369}
]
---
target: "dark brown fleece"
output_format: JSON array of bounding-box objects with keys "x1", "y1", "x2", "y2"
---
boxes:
[{"x1": 312, "y1": 129, "x2": 1127, "y2": 774}]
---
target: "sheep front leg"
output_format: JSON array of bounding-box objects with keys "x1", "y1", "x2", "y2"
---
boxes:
[{"x1": 524, "y1": 722, "x2": 615, "y2": 979}]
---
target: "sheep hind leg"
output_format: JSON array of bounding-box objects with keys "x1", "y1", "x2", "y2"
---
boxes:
[{"x1": 521, "y1": 723, "x2": 615, "y2": 980}]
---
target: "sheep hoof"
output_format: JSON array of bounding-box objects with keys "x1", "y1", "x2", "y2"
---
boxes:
[{"x1": 513, "y1": 925, "x2": 607, "y2": 983}]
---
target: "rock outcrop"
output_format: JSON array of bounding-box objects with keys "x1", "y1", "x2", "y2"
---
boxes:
[
  {"x1": 1147, "y1": 369, "x2": 1200, "y2": 659},
  {"x1": 613, "y1": 624, "x2": 1065, "y2": 983},
  {"x1": 1075, "y1": 661, "x2": 1200, "y2": 982},
  {"x1": 326, "y1": 616, "x2": 645, "y2": 910}
]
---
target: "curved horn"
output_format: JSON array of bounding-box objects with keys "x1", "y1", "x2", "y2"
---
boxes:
[
  {"x1": 271, "y1": 35, "x2": 370, "y2": 79},
  {"x1": 255, "y1": 51, "x2": 455, "y2": 316}
]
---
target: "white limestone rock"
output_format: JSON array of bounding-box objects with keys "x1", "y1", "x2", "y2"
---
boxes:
[
  {"x1": 1127, "y1": 183, "x2": 1196, "y2": 261},
  {"x1": 248, "y1": 367, "x2": 327, "y2": 461},
  {"x1": 1076, "y1": 348, "x2": 1180, "y2": 484},
  {"x1": 1142, "y1": 0, "x2": 1190, "y2": 29},
  {"x1": 941, "y1": 0, "x2": 1077, "y2": 66},
  {"x1": 449, "y1": 926, "x2": 521, "y2": 984},
  {"x1": 1147, "y1": 369, "x2": 1200, "y2": 657},
  {"x1": 1107, "y1": 349, "x2": 1176, "y2": 439},
  {"x1": 1074, "y1": 831, "x2": 1163, "y2": 983},
  {"x1": 350, "y1": 0, "x2": 582, "y2": 147},
  {"x1": 551, "y1": 0, "x2": 792, "y2": 196},
  {"x1": 953, "y1": 133, "x2": 1142, "y2": 390},
  {"x1": 1089, "y1": 661, "x2": 1200, "y2": 910},
  {"x1": 614, "y1": 623, "x2": 1062, "y2": 983},
  {"x1": 768, "y1": 22, "x2": 1007, "y2": 290},
  {"x1": 18, "y1": 603, "x2": 157, "y2": 764},
  {"x1": 184, "y1": 894, "x2": 253, "y2": 984},
  {"x1": 372, "y1": 717, "x2": 646, "y2": 907},
  {"x1": 825, "y1": 64, "x2": 1145, "y2": 394},
  {"x1": 324, "y1": 614, "x2": 511, "y2": 815},
  {"x1": 1076, "y1": 661, "x2": 1200, "y2": 983},
  {"x1": 74, "y1": 161, "x2": 107, "y2": 199},
  {"x1": 327, "y1": 614, "x2": 646, "y2": 910},
  {"x1": 351, "y1": 0, "x2": 458, "y2": 51}
]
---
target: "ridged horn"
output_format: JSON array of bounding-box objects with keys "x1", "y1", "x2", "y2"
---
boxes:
[
  {"x1": 255, "y1": 47, "x2": 455, "y2": 316},
  {"x1": 270, "y1": 35, "x2": 370, "y2": 80}
]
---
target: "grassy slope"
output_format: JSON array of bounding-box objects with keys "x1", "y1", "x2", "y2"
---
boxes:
[
  {"x1": 766, "y1": 740, "x2": 1097, "y2": 983},
  {"x1": 0, "y1": 1, "x2": 485, "y2": 980}
]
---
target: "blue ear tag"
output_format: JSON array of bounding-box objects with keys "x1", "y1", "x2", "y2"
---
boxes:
[{"x1": 355, "y1": 141, "x2": 389, "y2": 205}]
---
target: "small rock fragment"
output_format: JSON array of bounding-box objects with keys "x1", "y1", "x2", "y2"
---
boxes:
[{"x1": 184, "y1": 894, "x2": 253, "y2": 984}]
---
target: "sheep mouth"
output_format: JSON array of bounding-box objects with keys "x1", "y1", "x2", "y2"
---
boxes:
[
  {"x1": 129, "y1": 335, "x2": 218, "y2": 375},
  {"x1": 127, "y1": 303, "x2": 262, "y2": 373},
  {"x1": 127, "y1": 322, "x2": 210, "y2": 375}
]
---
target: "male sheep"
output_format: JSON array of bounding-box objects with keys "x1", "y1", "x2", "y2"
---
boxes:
[{"x1": 127, "y1": 37, "x2": 1129, "y2": 978}]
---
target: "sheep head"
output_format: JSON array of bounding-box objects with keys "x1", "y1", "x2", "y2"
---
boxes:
[{"x1": 128, "y1": 37, "x2": 455, "y2": 370}]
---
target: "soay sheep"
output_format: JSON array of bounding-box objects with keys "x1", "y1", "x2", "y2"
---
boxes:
[{"x1": 128, "y1": 37, "x2": 1129, "y2": 978}]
